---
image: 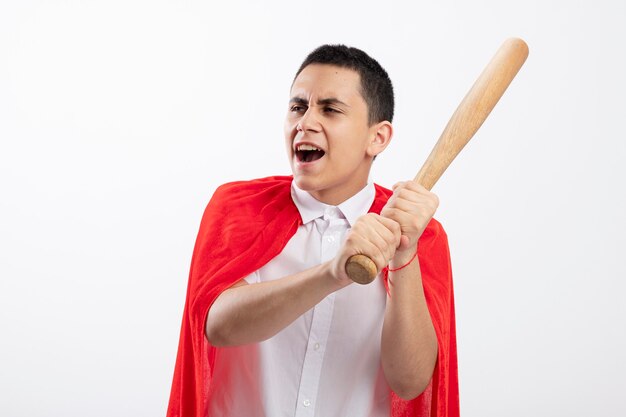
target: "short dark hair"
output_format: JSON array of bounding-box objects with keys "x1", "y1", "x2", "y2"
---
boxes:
[{"x1": 292, "y1": 44, "x2": 394, "y2": 126}]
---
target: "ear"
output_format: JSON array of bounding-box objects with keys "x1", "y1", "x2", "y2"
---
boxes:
[{"x1": 366, "y1": 121, "x2": 393, "y2": 158}]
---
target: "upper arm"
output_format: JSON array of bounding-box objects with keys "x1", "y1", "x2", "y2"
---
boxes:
[
  {"x1": 206, "y1": 274, "x2": 254, "y2": 335},
  {"x1": 205, "y1": 278, "x2": 249, "y2": 345},
  {"x1": 228, "y1": 279, "x2": 250, "y2": 289}
]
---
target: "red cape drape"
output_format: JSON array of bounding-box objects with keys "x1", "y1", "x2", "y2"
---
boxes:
[{"x1": 167, "y1": 175, "x2": 459, "y2": 417}]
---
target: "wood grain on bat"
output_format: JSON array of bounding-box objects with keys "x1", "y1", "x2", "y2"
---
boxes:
[
  {"x1": 415, "y1": 38, "x2": 529, "y2": 190},
  {"x1": 346, "y1": 38, "x2": 529, "y2": 284}
]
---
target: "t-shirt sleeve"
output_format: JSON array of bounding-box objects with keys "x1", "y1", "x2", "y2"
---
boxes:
[{"x1": 243, "y1": 270, "x2": 260, "y2": 284}]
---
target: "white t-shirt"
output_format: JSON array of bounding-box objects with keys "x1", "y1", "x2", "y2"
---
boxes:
[{"x1": 207, "y1": 181, "x2": 390, "y2": 417}]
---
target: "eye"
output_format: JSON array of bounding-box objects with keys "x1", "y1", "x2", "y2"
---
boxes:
[
  {"x1": 290, "y1": 105, "x2": 306, "y2": 112},
  {"x1": 323, "y1": 107, "x2": 339, "y2": 113}
]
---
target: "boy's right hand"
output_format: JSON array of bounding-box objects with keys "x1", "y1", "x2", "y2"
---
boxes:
[{"x1": 330, "y1": 213, "x2": 402, "y2": 286}]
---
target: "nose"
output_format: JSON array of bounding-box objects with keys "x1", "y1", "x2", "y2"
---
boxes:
[{"x1": 296, "y1": 107, "x2": 321, "y2": 133}]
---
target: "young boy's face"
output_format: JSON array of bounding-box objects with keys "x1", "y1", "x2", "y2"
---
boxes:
[{"x1": 285, "y1": 63, "x2": 385, "y2": 205}]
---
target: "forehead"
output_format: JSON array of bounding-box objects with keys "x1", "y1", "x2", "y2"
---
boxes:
[{"x1": 290, "y1": 64, "x2": 363, "y2": 103}]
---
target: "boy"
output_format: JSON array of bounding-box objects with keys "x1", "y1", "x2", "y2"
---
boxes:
[{"x1": 168, "y1": 44, "x2": 458, "y2": 417}]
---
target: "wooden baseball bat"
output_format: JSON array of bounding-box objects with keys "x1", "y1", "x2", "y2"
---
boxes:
[{"x1": 345, "y1": 37, "x2": 529, "y2": 285}]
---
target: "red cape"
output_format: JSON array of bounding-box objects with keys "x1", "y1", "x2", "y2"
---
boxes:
[{"x1": 167, "y1": 175, "x2": 459, "y2": 417}]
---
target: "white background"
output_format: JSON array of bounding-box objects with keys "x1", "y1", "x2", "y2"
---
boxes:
[{"x1": 1, "y1": 1, "x2": 625, "y2": 416}]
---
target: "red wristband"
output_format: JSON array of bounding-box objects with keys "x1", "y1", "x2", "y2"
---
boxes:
[
  {"x1": 382, "y1": 248, "x2": 419, "y2": 295},
  {"x1": 388, "y1": 248, "x2": 419, "y2": 272}
]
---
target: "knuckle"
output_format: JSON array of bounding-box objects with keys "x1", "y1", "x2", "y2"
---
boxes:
[
  {"x1": 345, "y1": 234, "x2": 358, "y2": 246},
  {"x1": 363, "y1": 213, "x2": 378, "y2": 223},
  {"x1": 375, "y1": 254, "x2": 387, "y2": 270},
  {"x1": 355, "y1": 216, "x2": 370, "y2": 229},
  {"x1": 398, "y1": 189, "x2": 412, "y2": 199},
  {"x1": 404, "y1": 181, "x2": 418, "y2": 191},
  {"x1": 414, "y1": 182, "x2": 427, "y2": 191}
]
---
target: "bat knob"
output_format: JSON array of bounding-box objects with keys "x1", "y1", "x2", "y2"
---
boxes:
[{"x1": 346, "y1": 254, "x2": 378, "y2": 284}]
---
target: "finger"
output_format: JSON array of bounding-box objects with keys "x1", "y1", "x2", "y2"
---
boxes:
[
  {"x1": 402, "y1": 180, "x2": 430, "y2": 194},
  {"x1": 392, "y1": 181, "x2": 405, "y2": 191},
  {"x1": 398, "y1": 235, "x2": 412, "y2": 251},
  {"x1": 394, "y1": 188, "x2": 433, "y2": 204},
  {"x1": 349, "y1": 233, "x2": 389, "y2": 272},
  {"x1": 381, "y1": 208, "x2": 420, "y2": 251},
  {"x1": 361, "y1": 217, "x2": 397, "y2": 262},
  {"x1": 368, "y1": 217, "x2": 398, "y2": 247},
  {"x1": 390, "y1": 183, "x2": 438, "y2": 206},
  {"x1": 381, "y1": 206, "x2": 425, "y2": 234},
  {"x1": 393, "y1": 180, "x2": 423, "y2": 192},
  {"x1": 392, "y1": 197, "x2": 438, "y2": 216},
  {"x1": 370, "y1": 214, "x2": 402, "y2": 247},
  {"x1": 369, "y1": 222, "x2": 398, "y2": 261}
]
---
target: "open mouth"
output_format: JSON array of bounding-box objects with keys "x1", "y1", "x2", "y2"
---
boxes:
[{"x1": 295, "y1": 144, "x2": 326, "y2": 163}]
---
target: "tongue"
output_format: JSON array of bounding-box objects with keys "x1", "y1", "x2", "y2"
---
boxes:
[{"x1": 305, "y1": 150, "x2": 324, "y2": 162}]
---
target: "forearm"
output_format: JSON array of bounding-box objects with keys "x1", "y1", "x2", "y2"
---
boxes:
[
  {"x1": 205, "y1": 261, "x2": 345, "y2": 347},
  {"x1": 381, "y1": 246, "x2": 438, "y2": 400}
]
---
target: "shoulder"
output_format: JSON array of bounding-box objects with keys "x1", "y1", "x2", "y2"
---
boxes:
[
  {"x1": 213, "y1": 175, "x2": 293, "y2": 199},
  {"x1": 369, "y1": 183, "x2": 393, "y2": 214},
  {"x1": 209, "y1": 175, "x2": 293, "y2": 206},
  {"x1": 203, "y1": 175, "x2": 296, "y2": 219},
  {"x1": 373, "y1": 182, "x2": 393, "y2": 199}
]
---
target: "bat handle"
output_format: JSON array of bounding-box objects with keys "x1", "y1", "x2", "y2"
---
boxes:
[{"x1": 345, "y1": 254, "x2": 378, "y2": 284}]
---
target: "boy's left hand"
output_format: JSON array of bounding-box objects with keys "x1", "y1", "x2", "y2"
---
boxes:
[{"x1": 380, "y1": 181, "x2": 439, "y2": 254}]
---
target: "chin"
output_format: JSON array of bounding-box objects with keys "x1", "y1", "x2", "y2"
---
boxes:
[{"x1": 292, "y1": 174, "x2": 323, "y2": 192}]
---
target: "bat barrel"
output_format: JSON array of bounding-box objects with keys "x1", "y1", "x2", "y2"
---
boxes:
[{"x1": 415, "y1": 37, "x2": 529, "y2": 191}]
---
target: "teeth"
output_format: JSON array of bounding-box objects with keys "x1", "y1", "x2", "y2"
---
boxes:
[{"x1": 296, "y1": 144, "x2": 320, "y2": 152}]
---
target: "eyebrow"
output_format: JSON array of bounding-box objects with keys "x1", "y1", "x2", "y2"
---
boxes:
[{"x1": 289, "y1": 96, "x2": 350, "y2": 107}]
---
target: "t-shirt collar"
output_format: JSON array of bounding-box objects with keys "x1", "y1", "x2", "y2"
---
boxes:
[{"x1": 291, "y1": 180, "x2": 376, "y2": 227}]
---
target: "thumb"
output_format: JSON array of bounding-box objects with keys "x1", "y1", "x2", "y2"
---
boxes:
[{"x1": 397, "y1": 235, "x2": 411, "y2": 251}]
